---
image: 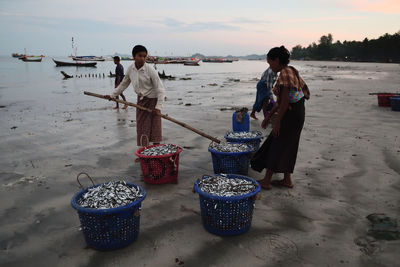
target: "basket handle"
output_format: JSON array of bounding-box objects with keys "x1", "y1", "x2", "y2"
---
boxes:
[
  {"x1": 76, "y1": 172, "x2": 95, "y2": 189},
  {"x1": 140, "y1": 134, "x2": 149, "y2": 147}
]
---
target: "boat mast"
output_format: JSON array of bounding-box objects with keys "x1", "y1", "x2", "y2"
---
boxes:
[{"x1": 72, "y1": 37, "x2": 77, "y2": 57}]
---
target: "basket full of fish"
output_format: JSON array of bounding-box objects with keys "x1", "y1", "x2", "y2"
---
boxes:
[
  {"x1": 208, "y1": 142, "x2": 253, "y2": 175},
  {"x1": 135, "y1": 144, "x2": 183, "y2": 184},
  {"x1": 194, "y1": 174, "x2": 260, "y2": 236},
  {"x1": 71, "y1": 173, "x2": 146, "y2": 251},
  {"x1": 224, "y1": 131, "x2": 263, "y2": 151}
]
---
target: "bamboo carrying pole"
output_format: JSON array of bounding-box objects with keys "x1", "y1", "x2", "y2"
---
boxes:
[{"x1": 84, "y1": 91, "x2": 221, "y2": 143}]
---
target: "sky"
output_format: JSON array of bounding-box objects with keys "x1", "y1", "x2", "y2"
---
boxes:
[{"x1": 0, "y1": 0, "x2": 399, "y2": 56}]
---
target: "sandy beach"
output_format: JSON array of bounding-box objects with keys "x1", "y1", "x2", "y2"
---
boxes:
[{"x1": 0, "y1": 58, "x2": 399, "y2": 267}]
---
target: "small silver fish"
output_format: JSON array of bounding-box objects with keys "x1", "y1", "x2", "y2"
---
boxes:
[
  {"x1": 209, "y1": 142, "x2": 252, "y2": 153},
  {"x1": 226, "y1": 131, "x2": 263, "y2": 139},
  {"x1": 197, "y1": 174, "x2": 256, "y2": 197},
  {"x1": 78, "y1": 181, "x2": 143, "y2": 209},
  {"x1": 140, "y1": 144, "x2": 180, "y2": 156}
]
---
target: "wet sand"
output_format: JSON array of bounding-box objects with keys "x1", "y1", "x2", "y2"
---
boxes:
[{"x1": 0, "y1": 60, "x2": 400, "y2": 266}]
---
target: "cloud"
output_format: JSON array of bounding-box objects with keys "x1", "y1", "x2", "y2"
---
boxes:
[
  {"x1": 160, "y1": 18, "x2": 239, "y2": 32},
  {"x1": 338, "y1": 0, "x2": 400, "y2": 14},
  {"x1": 230, "y1": 18, "x2": 271, "y2": 24}
]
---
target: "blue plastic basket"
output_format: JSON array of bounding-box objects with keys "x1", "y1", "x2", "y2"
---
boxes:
[
  {"x1": 224, "y1": 132, "x2": 263, "y2": 151},
  {"x1": 208, "y1": 145, "x2": 253, "y2": 175},
  {"x1": 390, "y1": 97, "x2": 400, "y2": 111},
  {"x1": 194, "y1": 174, "x2": 260, "y2": 236},
  {"x1": 71, "y1": 182, "x2": 146, "y2": 251}
]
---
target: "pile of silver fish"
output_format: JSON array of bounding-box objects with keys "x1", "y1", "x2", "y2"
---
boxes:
[
  {"x1": 226, "y1": 131, "x2": 263, "y2": 139},
  {"x1": 140, "y1": 144, "x2": 179, "y2": 156},
  {"x1": 209, "y1": 142, "x2": 251, "y2": 153},
  {"x1": 78, "y1": 181, "x2": 143, "y2": 209},
  {"x1": 197, "y1": 174, "x2": 257, "y2": 197}
]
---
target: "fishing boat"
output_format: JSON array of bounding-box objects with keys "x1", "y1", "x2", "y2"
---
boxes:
[
  {"x1": 203, "y1": 58, "x2": 233, "y2": 63},
  {"x1": 12, "y1": 53, "x2": 24, "y2": 58},
  {"x1": 183, "y1": 59, "x2": 200, "y2": 66},
  {"x1": 72, "y1": 56, "x2": 105, "y2": 61},
  {"x1": 53, "y1": 58, "x2": 97, "y2": 67},
  {"x1": 21, "y1": 57, "x2": 42, "y2": 62}
]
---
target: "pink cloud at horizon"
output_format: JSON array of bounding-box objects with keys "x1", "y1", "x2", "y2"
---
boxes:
[{"x1": 339, "y1": 0, "x2": 400, "y2": 14}]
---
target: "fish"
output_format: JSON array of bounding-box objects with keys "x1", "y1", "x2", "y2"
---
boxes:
[
  {"x1": 209, "y1": 142, "x2": 252, "y2": 153},
  {"x1": 226, "y1": 131, "x2": 263, "y2": 139},
  {"x1": 140, "y1": 144, "x2": 180, "y2": 156},
  {"x1": 197, "y1": 174, "x2": 257, "y2": 197},
  {"x1": 78, "y1": 181, "x2": 143, "y2": 209}
]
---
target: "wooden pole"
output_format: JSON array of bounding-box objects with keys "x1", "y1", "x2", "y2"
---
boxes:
[{"x1": 84, "y1": 91, "x2": 221, "y2": 143}]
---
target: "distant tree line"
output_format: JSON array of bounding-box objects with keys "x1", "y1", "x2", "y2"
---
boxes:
[{"x1": 291, "y1": 31, "x2": 400, "y2": 63}]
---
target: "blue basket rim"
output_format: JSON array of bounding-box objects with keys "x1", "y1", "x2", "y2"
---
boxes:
[
  {"x1": 390, "y1": 96, "x2": 400, "y2": 100},
  {"x1": 194, "y1": 174, "x2": 260, "y2": 201},
  {"x1": 71, "y1": 182, "x2": 146, "y2": 214},
  {"x1": 208, "y1": 145, "x2": 253, "y2": 155}
]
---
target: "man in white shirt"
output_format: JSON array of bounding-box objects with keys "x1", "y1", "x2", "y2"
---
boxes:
[{"x1": 105, "y1": 45, "x2": 165, "y2": 147}]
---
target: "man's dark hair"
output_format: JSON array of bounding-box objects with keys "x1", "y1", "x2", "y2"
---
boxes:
[
  {"x1": 267, "y1": 46, "x2": 290, "y2": 65},
  {"x1": 113, "y1": 56, "x2": 120, "y2": 61},
  {"x1": 132, "y1": 45, "x2": 148, "y2": 57}
]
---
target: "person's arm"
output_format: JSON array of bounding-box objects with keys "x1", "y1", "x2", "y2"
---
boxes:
[
  {"x1": 303, "y1": 83, "x2": 310, "y2": 100},
  {"x1": 272, "y1": 86, "x2": 289, "y2": 137},
  {"x1": 149, "y1": 66, "x2": 165, "y2": 112},
  {"x1": 261, "y1": 100, "x2": 279, "y2": 129}
]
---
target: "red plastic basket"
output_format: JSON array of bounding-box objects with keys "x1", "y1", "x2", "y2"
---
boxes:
[
  {"x1": 135, "y1": 144, "x2": 183, "y2": 184},
  {"x1": 377, "y1": 94, "x2": 397, "y2": 107}
]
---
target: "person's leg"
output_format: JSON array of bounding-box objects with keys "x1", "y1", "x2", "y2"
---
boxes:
[
  {"x1": 250, "y1": 109, "x2": 258, "y2": 120},
  {"x1": 258, "y1": 169, "x2": 273, "y2": 190},
  {"x1": 271, "y1": 172, "x2": 294, "y2": 188},
  {"x1": 114, "y1": 95, "x2": 119, "y2": 109},
  {"x1": 120, "y1": 93, "x2": 128, "y2": 109}
]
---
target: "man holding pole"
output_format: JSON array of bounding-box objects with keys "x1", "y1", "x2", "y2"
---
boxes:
[{"x1": 105, "y1": 45, "x2": 165, "y2": 147}]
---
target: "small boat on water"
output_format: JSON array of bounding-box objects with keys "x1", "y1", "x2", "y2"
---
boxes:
[
  {"x1": 53, "y1": 58, "x2": 97, "y2": 67},
  {"x1": 184, "y1": 59, "x2": 200, "y2": 66},
  {"x1": 203, "y1": 58, "x2": 233, "y2": 63},
  {"x1": 21, "y1": 57, "x2": 42, "y2": 62},
  {"x1": 72, "y1": 56, "x2": 105, "y2": 61},
  {"x1": 12, "y1": 53, "x2": 24, "y2": 58}
]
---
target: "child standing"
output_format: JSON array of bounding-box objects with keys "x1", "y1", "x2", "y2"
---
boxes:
[
  {"x1": 113, "y1": 56, "x2": 128, "y2": 109},
  {"x1": 105, "y1": 45, "x2": 165, "y2": 146}
]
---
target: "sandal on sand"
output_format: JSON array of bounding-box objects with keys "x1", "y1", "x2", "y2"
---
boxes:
[{"x1": 271, "y1": 179, "x2": 294, "y2": 188}]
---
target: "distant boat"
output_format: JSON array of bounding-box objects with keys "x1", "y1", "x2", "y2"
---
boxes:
[
  {"x1": 21, "y1": 57, "x2": 42, "y2": 62},
  {"x1": 18, "y1": 55, "x2": 45, "y2": 60},
  {"x1": 53, "y1": 58, "x2": 97, "y2": 67},
  {"x1": 203, "y1": 58, "x2": 232, "y2": 63},
  {"x1": 184, "y1": 59, "x2": 200, "y2": 66},
  {"x1": 12, "y1": 53, "x2": 24, "y2": 58},
  {"x1": 72, "y1": 56, "x2": 105, "y2": 61}
]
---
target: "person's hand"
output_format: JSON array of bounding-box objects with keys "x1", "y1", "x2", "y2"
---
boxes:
[
  {"x1": 104, "y1": 95, "x2": 112, "y2": 101},
  {"x1": 114, "y1": 85, "x2": 118, "y2": 88},
  {"x1": 153, "y1": 108, "x2": 161, "y2": 115},
  {"x1": 261, "y1": 118, "x2": 270, "y2": 129},
  {"x1": 304, "y1": 91, "x2": 310, "y2": 100},
  {"x1": 272, "y1": 121, "x2": 280, "y2": 137}
]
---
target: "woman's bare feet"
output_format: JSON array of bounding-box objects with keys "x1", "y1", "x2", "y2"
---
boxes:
[
  {"x1": 257, "y1": 178, "x2": 272, "y2": 190},
  {"x1": 113, "y1": 106, "x2": 119, "y2": 109},
  {"x1": 271, "y1": 179, "x2": 294, "y2": 188}
]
